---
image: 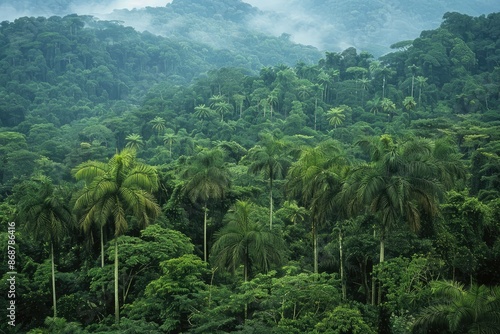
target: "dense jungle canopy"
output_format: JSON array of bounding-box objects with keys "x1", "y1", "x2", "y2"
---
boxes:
[{"x1": 1, "y1": 2, "x2": 500, "y2": 333}]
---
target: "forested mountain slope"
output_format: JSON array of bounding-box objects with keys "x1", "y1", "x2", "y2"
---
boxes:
[
  {"x1": 1, "y1": 0, "x2": 499, "y2": 56},
  {"x1": 0, "y1": 6, "x2": 500, "y2": 334}
]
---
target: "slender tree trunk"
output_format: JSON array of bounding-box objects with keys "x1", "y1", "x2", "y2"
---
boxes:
[
  {"x1": 114, "y1": 238, "x2": 119, "y2": 324},
  {"x1": 244, "y1": 246, "x2": 248, "y2": 321},
  {"x1": 313, "y1": 219, "x2": 318, "y2": 274},
  {"x1": 314, "y1": 97, "x2": 318, "y2": 131},
  {"x1": 371, "y1": 274, "x2": 376, "y2": 305},
  {"x1": 411, "y1": 75, "x2": 415, "y2": 97},
  {"x1": 51, "y1": 242, "x2": 57, "y2": 318},
  {"x1": 382, "y1": 76, "x2": 386, "y2": 99},
  {"x1": 204, "y1": 204, "x2": 208, "y2": 262},
  {"x1": 339, "y1": 230, "x2": 346, "y2": 300},
  {"x1": 361, "y1": 260, "x2": 370, "y2": 304},
  {"x1": 101, "y1": 225, "x2": 104, "y2": 268},
  {"x1": 378, "y1": 234, "x2": 385, "y2": 305},
  {"x1": 269, "y1": 178, "x2": 273, "y2": 230},
  {"x1": 101, "y1": 225, "x2": 106, "y2": 301},
  {"x1": 371, "y1": 227, "x2": 377, "y2": 305}
]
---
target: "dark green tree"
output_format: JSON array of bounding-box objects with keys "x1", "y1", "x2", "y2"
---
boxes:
[
  {"x1": 211, "y1": 200, "x2": 284, "y2": 282},
  {"x1": 15, "y1": 175, "x2": 73, "y2": 318},
  {"x1": 247, "y1": 133, "x2": 290, "y2": 229},
  {"x1": 73, "y1": 148, "x2": 161, "y2": 324},
  {"x1": 182, "y1": 148, "x2": 231, "y2": 262}
]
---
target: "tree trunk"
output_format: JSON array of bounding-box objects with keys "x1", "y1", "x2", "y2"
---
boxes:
[
  {"x1": 114, "y1": 238, "x2": 119, "y2": 324},
  {"x1": 314, "y1": 97, "x2": 318, "y2": 131},
  {"x1": 204, "y1": 205, "x2": 208, "y2": 262},
  {"x1": 313, "y1": 219, "x2": 318, "y2": 274},
  {"x1": 339, "y1": 230, "x2": 346, "y2": 300},
  {"x1": 371, "y1": 273, "x2": 376, "y2": 305},
  {"x1": 101, "y1": 225, "x2": 104, "y2": 268},
  {"x1": 411, "y1": 75, "x2": 415, "y2": 97},
  {"x1": 378, "y1": 235, "x2": 385, "y2": 305},
  {"x1": 244, "y1": 246, "x2": 248, "y2": 321},
  {"x1": 51, "y1": 242, "x2": 57, "y2": 318},
  {"x1": 269, "y1": 178, "x2": 273, "y2": 230}
]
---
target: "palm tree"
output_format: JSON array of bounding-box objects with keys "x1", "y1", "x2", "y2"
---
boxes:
[
  {"x1": 149, "y1": 116, "x2": 166, "y2": 135},
  {"x1": 162, "y1": 128, "x2": 177, "y2": 158},
  {"x1": 247, "y1": 133, "x2": 290, "y2": 229},
  {"x1": 210, "y1": 95, "x2": 232, "y2": 122},
  {"x1": 381, "y1": 98, "x2": 396, "y2": 121},
  {"x1": 367, "y1": 97, "x2": 382, "y2": 115},
  {"x1": 359, "y1": 78, "x2": 370, "y2": 106},
  {"x1": 286, "y1": 140, "x2": 349, "y2": 273},
  {"x1": 403, "y1": 96, "x2": 417, "y2": 125},
  {"x1": 233, "y1": 94, "x2": 246, "y2": 118},
  {"x1": 340, "y1": 135, "x2": 465, "y2": 303},
  {"x1": 266, "y1": 91, "x2": 279, "y2": 120},
  {"x1": 182, "y1": 148, "x2": 230, "y2": 262},
  {"x1": 327, "y1": 106, "x2": 347, "y2": 129},
  {"x1": 317, "y1": 71, "x2": 331, "y2": 102},
  {"x1": 408, "y1": 64, "x2": 418, "y2": 97},
  {"x1": 415, "y1": 76, "x2": 428, "y2": 106},
  {"x1": 125, "y1": 133, "x2": 143, "y2": 150},
  {"x1": 211, "y1": 200, "x2": 284, "y2": 282},
  {"x1": 297, "y1": 84, "x2": 311, "y2": 101},
  {"x1": 73, "y1": 148, "x2": 161, "y2": 324},
  {"x1": 15, "y1": 175, "x2": 73, "y2": 318},
  {"x1": 194, "y1": 104, "x2": 215, "y2": 121},
  {"x1": 413, "y1": 280, "x2": 500, "y2": 334}
]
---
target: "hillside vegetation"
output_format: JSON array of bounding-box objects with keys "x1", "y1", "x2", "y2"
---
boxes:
[{"x1": 1, "y1": 6, "x2": 500, "y2": 334}]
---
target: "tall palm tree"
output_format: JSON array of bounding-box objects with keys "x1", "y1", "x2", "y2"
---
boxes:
[
  {"x1": 286, "y1": 140, "x2": 349, "y2": 273},
  {"x1": 194, "y1": 104, "x2": 215, "y2": 121},
  {"x1": 15, "y1": 175, "x2": 73, "y2": 318},
  {"x1": 381, "y1": 98, "x2": 396, "y2": 121},
  {"x1": 125, "y1": 133, "x2": 143, "y2": 150},
  {"x1": 266, "y1": 90, "x2": 279, "y2": 120},
  {"x1": 73, "y1": 148, "x2": 161, "y2": 324},
  {"x1": 415, "y1": 76, "x2": 428, "y2": 106},
  {"x1": 149, "y1": 116, "x2": 166, "y2": 135},
  {"x1": 317, "y1": 71, "x2": 331, "y2": 102},
  {"x1": 182, "y1": 148, "x2": 230, "y2": 262},
  {"x1": 414, "y1": 280, "x2": 500, "y2": 334},
  {"x1": 340, "y1": 135, "x2": 465, "y2": 303},
  {"x1": 162, "y1": 128, "x2": 177, "y2": 158},
  {"x1": 367, "y1": 97, "x2": 382, "y2": 115},
  {"x1": 359, "y1": 78, "x2": 370, "y2": 106},
  {"x1": 403, "y1": 96, "x2": 417, "y2": 125},
  {"x1": 211, "y1": 200, "x2": 284, "y2": 282},
  {"x1": 247, "y1": 133, "x2": 290, "y2": 229},
  {"x1": 233, "y1": 94, "x2": 246, "y2": 118},
  {"x1": 210, "y1": 95, "x2": 232, "y2": 122},
  {"x1": 327, "y1": 106, "x2": 347, "y2": 129}
]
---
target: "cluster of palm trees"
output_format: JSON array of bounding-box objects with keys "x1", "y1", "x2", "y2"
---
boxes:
[
  {"x1": 17, "y1": 148, "x2": 161, "y2": 324},
  {"x1": 186, "y1": 134, "x2": 465, "y2": 294},
  {"x1": 16, "y1": 133, "x2": 468, "y2": 326}
]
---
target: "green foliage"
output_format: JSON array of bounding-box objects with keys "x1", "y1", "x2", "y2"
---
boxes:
[
  {"x1": 2, "y1": 5, "x2": 500, "y2": 333},
  {"x1": 211, "y1": 200, "x2": 285, "y2": 280},
  {"x1": 413, "y1": 280, "x2": 500, "y2": 334},
  {"x1": 314, "y1": 305, "x2": 375, "y2": 334}
]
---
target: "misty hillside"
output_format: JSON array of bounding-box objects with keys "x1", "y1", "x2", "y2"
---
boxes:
[
  {"x1": 1, "y1": 0, "x2": 499, "y2": 56},
  {"x1": 0, "y1": 0, "x2": 322, "y2": 69},
  {"x1": 250, "y1": 0, "x2": 500, "y2": 55}
]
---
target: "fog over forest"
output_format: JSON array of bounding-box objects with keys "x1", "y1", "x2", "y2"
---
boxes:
[{"x1": 1, "y1": 0, "x2": 499, "y2": 55}]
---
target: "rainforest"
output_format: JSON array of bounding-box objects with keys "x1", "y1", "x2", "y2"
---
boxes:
[{"x1": 1, "y1": 1, "x2": 500, "y2": 333}]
